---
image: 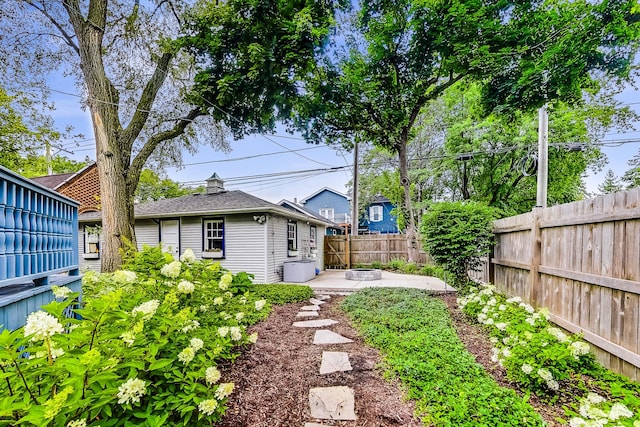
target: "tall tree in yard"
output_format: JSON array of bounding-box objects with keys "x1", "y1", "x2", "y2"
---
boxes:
[
  {"x1": 0, "y1": 0, "x2": 336, "y2": 271},
  {"x1": 297, "y1": 0, "x2": 640, "y2": 261}
]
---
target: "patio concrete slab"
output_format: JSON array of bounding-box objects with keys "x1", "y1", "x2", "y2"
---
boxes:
[
  {"x1": 293, "y1": 319, "x2": 338, "y2": 328},
  {"x1": 313, "y1": 330, "x2": 353, "y2": 345},
  {"x1": 309, "y1": 386, "x2": 356, "y2": 420},
  {"x1": 296, "y1": 311, "x2": 319, "y2": 317},
  {"x1": 301, "y1": 269, "x2": 455, "y2": 294},
  {"x1": 319, "y1": 351, "x2": 352, "y2": 374}
]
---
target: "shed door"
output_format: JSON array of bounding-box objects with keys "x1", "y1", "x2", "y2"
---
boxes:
[{"x1": 161, "y1": 219, "x2": 180, "y2": 259}]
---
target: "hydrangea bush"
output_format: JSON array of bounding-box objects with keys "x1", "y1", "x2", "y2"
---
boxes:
[
  {"x1": 459, "y1": 284, "x2": 640, "y2": 425},
  {"x1": 0, "y1": 245, "x2": 270, "y2": 426}
]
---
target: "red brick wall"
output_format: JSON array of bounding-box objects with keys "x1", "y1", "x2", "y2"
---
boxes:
[{"x1": 57, "y1": 164, "x2": 101, "y2": 213}]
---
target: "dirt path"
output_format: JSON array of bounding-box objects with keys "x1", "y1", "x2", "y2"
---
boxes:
[{"x1": 217, "y1": 296, "x2": 421, "y2": 426}]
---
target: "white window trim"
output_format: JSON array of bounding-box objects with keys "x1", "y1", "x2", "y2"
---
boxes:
[
  {"x1": 203, "y1": 218, "x2": 225, "y2": 254},
  {"x1": 83, "y1": 224, "x2": 101, "y2": 259},
  {"x1": 288, "y1": 221, "x2": 298, "y2": 252},
  {"x1": 370, "y1": 205, "x2": 383, "y2": 222},
  {"x1": 319, "y1": 207, "x2": 334, "y2": 221}
]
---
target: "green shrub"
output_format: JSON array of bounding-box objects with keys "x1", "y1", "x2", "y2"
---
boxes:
[
  {"x1": 0, "y1": 246, "x2": 270, "y2": 426},
  {"x1": 421, "y1": 201, "x2": 497, "y2": 293},
  {"x1": 370, "y1": 261, "x2": 383, "y2": 269},
  {"x1": 459, "y1": 284, "x2": 640, "y2": 425},
  {"x1": 419, "y1": 264, "x2": 445, "y2": 279},
  {"x1": 402, "y1": 262, "x2": 418, "y2": 274},
  {"x1": 253, "y1": 284, "x2": 314, "y2": 305},
  {"x1": 341, "y1": 288, "x2": 543, "y2": 426},
  {"x1": 387, "y1": 258, "x2": 407, "y2": 270}
]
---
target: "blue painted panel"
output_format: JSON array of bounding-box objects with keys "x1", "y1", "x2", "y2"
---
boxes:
[
  {"x1": 303, "y1": 190, "x2": 350, "y2": 218},
  {"x1": 359, "y1": 201, "x2": 399, "y2": 234}
]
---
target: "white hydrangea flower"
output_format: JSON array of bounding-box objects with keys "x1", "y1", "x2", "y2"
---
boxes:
[
  {"x1": 521, "y1": 364, "x2": 533, "y2": 375},
  {"x1": 525, "y1": 317, "x2": 535, "y2": 326},
  {"x1": 477, "y1": 313, "x2": 487, "y2": 323},
  {"x1": 132, "y1": 300, "x2": 160, "y2": 321},
  {"x1": 489, "y1": 337, "x2": 499, "y2": 344},
  {"x1": 609, "y1": 402, "x2": 633, "y2": 420},
  {"x1": 218, "y1": 326, "x2": 229, "y2": 338},
  {"x1": 569, "y1": 417, "x2": 586, "y2": 427},
  {"x1": 67, "y1": 420, "x2": 87, "y2": 427},
  {"x1": 547, "y1": 327, "x2": 569, "y2": 343},
  {"x1": 24, "y1": 311, "x2": 65, "y2": 341},
  {"x1": 502, "y1": 337, "x2": 510, "y2": 345},
  {"x1": 248, "y1": 332, "x2": 258, "y2": 343},
  {"x1": 160, "y1": 261, "x2": 182, "y2": 278},
  {"x1": 485, "y1": 318, "x2": 494, "y2": 325},
  {"x1": 496, "y1": 322, "x2": 508, "y2": 331},
  {"x1": 205, "y1": 366, "x2": 221, "y2": 385},
  {"x1": 586, "y1": 393, "x2": 606, "y2": 405},
  {"x1": 117, "y1": 378, "x2": 147, "y2": 405},
  {"x1": 501, "y1": 347, "x2": 511, "y2": 358},
  {"x1": 506, "y1": 296, "x2": 522, "y2": 304},
  {"x1": 182, "y1": 320, "x2": 200, "y2": 333},
  {"x1": 177, "y1": 280, "x2": 195, "y2": 294},
  {"x1": 570, "y1": 341, "x2": 591, "y2": 357},
  {"x1": 190, "y1": 338, "x2": 204, "y2": 352},
  {"x1": 180, "y1": 248, "x2": 196, "y2": 263},
  {"x1": 235, "y1": 312, "x2": 244, "y2": 321},
  {"x1": 537, "y1": 368, "x2": 553, "y2": 381},
  {"x1": 198, "y1": 398, "x2": 219, "y2": 416},
  {"x1": 52, "y1": 286, "x2": 73, "y2": 299},
  {"x1": 490, "y1": 347, "x2": 500, "y2": 363},
  {"x1": 230, "y1": 326, "x2": 242, "y2": 341},
  {"x1": 213, "y1": 297, "x2": 224, "y2": 305},
  {"x1": 255, "y1": 299, "x2": 266, "y2": 311},
  {"x1": 546, "y1": 379, "x2": 559, "y2": 391},
  {"x1": 178, "y1": 347, "x2": 195, "y2": 365},
  {"x1": 120, "y1": 331, "x2": 136, "y2": 346},
  {"x1": 199, "y1": 305, "x2": 209, "y2": 312},
  {"x1": 114, "y1": 270, "x2": 137, "y2": 284},
  {"x1": 215, "y1": 382, "x2": 234, "y2": 399},
  {"x1": 240, "y1": 296, "x2": 247, "y2": 304},
  {"x1": 219, "y1": 273, "x2": 233, "y2": 290},
  {"x1": 498, "y1": 304, "x2": 507, "y2": 311}
]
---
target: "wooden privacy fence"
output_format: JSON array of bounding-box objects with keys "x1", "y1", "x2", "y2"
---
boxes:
[
  {"x1": 483, "y1": 188, "x2": 640, "y2": 380},
  {"x1": 324, "y1": 234, "x2": 430, "y2": 269}
]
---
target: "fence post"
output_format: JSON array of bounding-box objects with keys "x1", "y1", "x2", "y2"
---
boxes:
[
  {"x1": 345, "y1": 234, "x2": 351, "y2": 270},
  {"x1": 488, "y1": 245, "x2": 495, "y2": 284},
  {"x1": 529, "y1": 208, "x2": 543, "y2": 306}
]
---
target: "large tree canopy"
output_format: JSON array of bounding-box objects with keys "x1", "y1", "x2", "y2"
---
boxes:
[
  {"x1": 0, "y1": 0, "x2": 339, "y2": 271},
  {"x1": 296, "y1": 0, "x2": 640, "y2": 261},
  {"x1": 183, "y1": 0, "x2": 344, "y2": 138}
]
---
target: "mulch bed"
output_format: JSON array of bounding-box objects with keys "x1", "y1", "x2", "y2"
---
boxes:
[
  {"x1": 218, "y1": 292, "x2": 565, "y2": 426},
  {"x1": 217, "y1": 297, "x2": 420, "y2": 426}
]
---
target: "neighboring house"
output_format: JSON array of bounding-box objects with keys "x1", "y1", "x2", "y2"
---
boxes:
[
  {"x1": 278, "y1": 199, "x2": 342, "y2": 249},
  {"x1": 78, "y1": 173, "x2": 330, "y2": 283},
  {"x1": 359, "y1": 195, "x2": 399, "y2": 234},
  {"x1": 31, "y1": 163, "x2": 100, "y2": 214},
  {"x1": 300, "y1": 187, "x2": 350, "y2": 235}
]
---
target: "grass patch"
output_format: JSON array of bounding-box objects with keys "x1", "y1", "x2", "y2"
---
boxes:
[
  {"x1": 341, "y1": 288, "x2": 543, "y2": 426},
  {"x1": 253, "y1": 284, "x2": 314, "y2": 305}
]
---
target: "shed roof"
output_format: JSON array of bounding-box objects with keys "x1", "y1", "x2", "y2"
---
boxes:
[{"x1": 79, "y1": 189, "x2": 331, "y2": 225}]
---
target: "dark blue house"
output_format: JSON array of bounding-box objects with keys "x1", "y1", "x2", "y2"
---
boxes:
[
  {"x1": 300, "y1": 187, "x2": 350, "y2": 235},
  {"x1": 359, "y1": 195, "x2": 399, "y2": 234}
]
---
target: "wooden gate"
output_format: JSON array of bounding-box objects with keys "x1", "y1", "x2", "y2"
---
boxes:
[{"x1": 324, "y1": 234, "x2": 430, "y2": 269}]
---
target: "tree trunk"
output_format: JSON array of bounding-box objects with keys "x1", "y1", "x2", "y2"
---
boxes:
[{"x1": 397, "y1": 141, "x2": 420, "y2": 262}]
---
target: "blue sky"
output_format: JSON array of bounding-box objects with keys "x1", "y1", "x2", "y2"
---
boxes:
[{"x1": 48, "y1": 77, "x2": 640, "y2": 204}]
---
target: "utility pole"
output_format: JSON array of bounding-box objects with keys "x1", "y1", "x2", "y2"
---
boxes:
[
  {"x1": 351, "y1": 141, "x2": 358, "y2": 236},
  {"x1": 46, "y1": 141, "x2": 52, "y2": 175},
  {"x1": 536, "y1": 104, "x2": 548, "y2": 208}
]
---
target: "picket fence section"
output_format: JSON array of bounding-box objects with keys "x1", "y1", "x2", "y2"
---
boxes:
[{"x1": 484, "y1": 188, "x2": 640, "y2": 380}]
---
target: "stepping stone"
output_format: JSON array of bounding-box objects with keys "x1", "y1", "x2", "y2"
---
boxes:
[
  {"x1": 309, "y1": 298, "x2": 326, "y2": 305},
  {"x1": 315, "y1": 295, "x2": 331, "y2": 300},
  {"x1": 313, "y1": 330, "x2": 353, "y2": 345},
  {"x1": 293, "y1": 319, "x2": 338, "y2": 328},
  {"x1": 309, "y1": 386, "x2": 356, "y2": 420},
  {"x1": 296, "y1": 311, "x2": 319, "y2": 317},
  {"x1": 301, "y1": 305, "x2": 321, "y2": 311},
  {"x1": 320, "y1": 351, "x2": 352, "y2": 374}
]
